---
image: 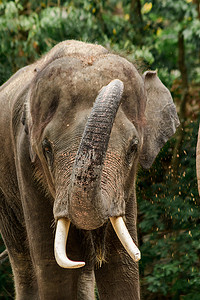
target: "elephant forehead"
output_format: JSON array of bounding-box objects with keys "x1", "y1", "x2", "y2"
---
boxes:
[
  {"x1": 31, "y1": 53, "x2": 142, "y2": 101},
  {"x1": 29, "y1": 54, "x2": 145, "y2": 142}
]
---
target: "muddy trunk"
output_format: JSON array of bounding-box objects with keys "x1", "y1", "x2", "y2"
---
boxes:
[{"x1": 68, "y1": 80, "x2": 124, "y2": 230}]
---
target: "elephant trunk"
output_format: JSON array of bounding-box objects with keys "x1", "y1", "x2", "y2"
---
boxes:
[
  {"x1": 68, "y1": 79, "x2": 124, "y2": 230},
  {"x1": 196, "y1": 125, "x2": 200, "y2": 196}
]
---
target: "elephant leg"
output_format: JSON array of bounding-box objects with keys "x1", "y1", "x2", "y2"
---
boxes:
[
  {"x1": 15, "y1": 134, "x2": 85, "y2": 299},
  {"x1": 8, "y1": 251, "x2": 38, "y2": 300},
  {"x1": 0, "y1": 195, "x2": 38, "y2": 300},
  {"x1": 20, "y1": 192, "x2": 78, "y2": 299},
  {"x1": 18, "y1": 180, "x2": 89, "y2": 299},
  {"x1": 94, "y1": 223, "x2": 140, "y2": 300},
  {"x1": 77, "y1": 268, "x2": 95, "y2": 300},
  {"x1": 20, "y1": 190, "x2": 95, "y2": 300}
]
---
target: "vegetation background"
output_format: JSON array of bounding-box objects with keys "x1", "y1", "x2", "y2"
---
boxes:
[{"x1": 0, "y1": 0, "x2": 199, "y2": 299}]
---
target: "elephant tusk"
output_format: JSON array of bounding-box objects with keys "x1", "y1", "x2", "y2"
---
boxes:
[
  {"x1": 110, "y1": 216, "x2": 141, "y2": 262},
  {"x1": 54, "y1": 218, "x2": 85, "y2": 269}
]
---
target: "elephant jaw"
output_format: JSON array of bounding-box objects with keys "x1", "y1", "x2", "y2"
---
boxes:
[{"x1": 54, "y1": 217, "x2": 141, "y2": 269}]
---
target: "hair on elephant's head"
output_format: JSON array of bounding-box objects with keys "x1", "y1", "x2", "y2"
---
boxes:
[{"x1": 23, "y1": 41, "x2": 179, "y2": 268}]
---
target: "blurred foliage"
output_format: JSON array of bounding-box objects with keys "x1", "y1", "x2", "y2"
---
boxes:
[
  {"x1": 0, "y1": 0, "x2": 200, "y2": 299},
  {"x1": 137, "y1": 118, "x2": 200, "y2": 299},
  {"x1": 0, "y1": 239, "x2": 13, "y2": 299}
]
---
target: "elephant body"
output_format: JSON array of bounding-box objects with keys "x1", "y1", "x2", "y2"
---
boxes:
[
  {"x1": 196, "y1": 125, "x2": 200, "y2": 195},
  {"x1": 0, "y1": 40, "x2": 179, "y2": 300}
]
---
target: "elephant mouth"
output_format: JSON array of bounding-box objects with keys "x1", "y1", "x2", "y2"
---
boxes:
[{"x1": 54, "y1": 217, "x2": 141, "y2": 269}]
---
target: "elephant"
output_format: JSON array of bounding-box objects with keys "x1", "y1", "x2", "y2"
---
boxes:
[
  {"x1": 0, "y1": 40, "x2": 179, "y2": 300},
  {"x1": 196, "y1": 125, "x2": 200, "y2": 196}
]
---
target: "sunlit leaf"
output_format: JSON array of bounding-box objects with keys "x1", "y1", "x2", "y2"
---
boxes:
[{"x1": 142, "y1": 2, "x2": 152, "y2": 14}]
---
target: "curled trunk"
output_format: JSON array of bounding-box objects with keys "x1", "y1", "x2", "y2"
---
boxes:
[{"x1": 68, "y1": 79, "x2": 124, "y2": 230}]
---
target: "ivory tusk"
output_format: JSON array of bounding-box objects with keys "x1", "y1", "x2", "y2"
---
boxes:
[
  {"x1": 110, "y1": 216, "x2": 141, "y2": 262},
  {"x1": 54, "y1": 218, "x2": 85, "y2": 269}
]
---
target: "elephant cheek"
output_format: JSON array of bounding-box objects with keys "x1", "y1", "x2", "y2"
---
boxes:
[
  {"x1": 53, "y1": 196, "x2": 69, "y2": 221},
  {"x1": 101, "y1": 161, "x2": 126, "y2": 217}
]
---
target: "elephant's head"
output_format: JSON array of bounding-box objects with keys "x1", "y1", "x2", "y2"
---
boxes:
[{"x1": 24, "y1": 41, "x2": 179, "y2": 269}]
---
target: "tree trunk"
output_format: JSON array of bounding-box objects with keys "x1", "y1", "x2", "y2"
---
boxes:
[
  {"x1": 171, "y1": 31, "x2": 189, "y2": 179},
  {"x1": 130, "y1": 0, "x2": 144, "y2": 43}
]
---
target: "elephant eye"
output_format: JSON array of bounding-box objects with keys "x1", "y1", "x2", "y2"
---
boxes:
[
  {"x1": 127, "y1": 138, "x2": 139, "y2": 160},
  {"x1": 42, "y1": 138, "x2": 54, "y2": 168}
]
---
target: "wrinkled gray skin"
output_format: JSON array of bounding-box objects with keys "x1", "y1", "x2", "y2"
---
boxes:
[{"x1": 0, "y1": 41, "x2": 179, "y2": 300}]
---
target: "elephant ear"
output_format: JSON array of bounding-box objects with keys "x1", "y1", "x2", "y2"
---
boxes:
[
  {"x1": 139, "y1": 70, "x2": 180, "y2": 169},
  {"x1": 21, "y1": 103, "x2": 37, "y2": 163}
]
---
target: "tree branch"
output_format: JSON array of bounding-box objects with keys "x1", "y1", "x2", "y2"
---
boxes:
[{"x1": 0, "y1": 249, "x2": 8, "y2": 264}]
